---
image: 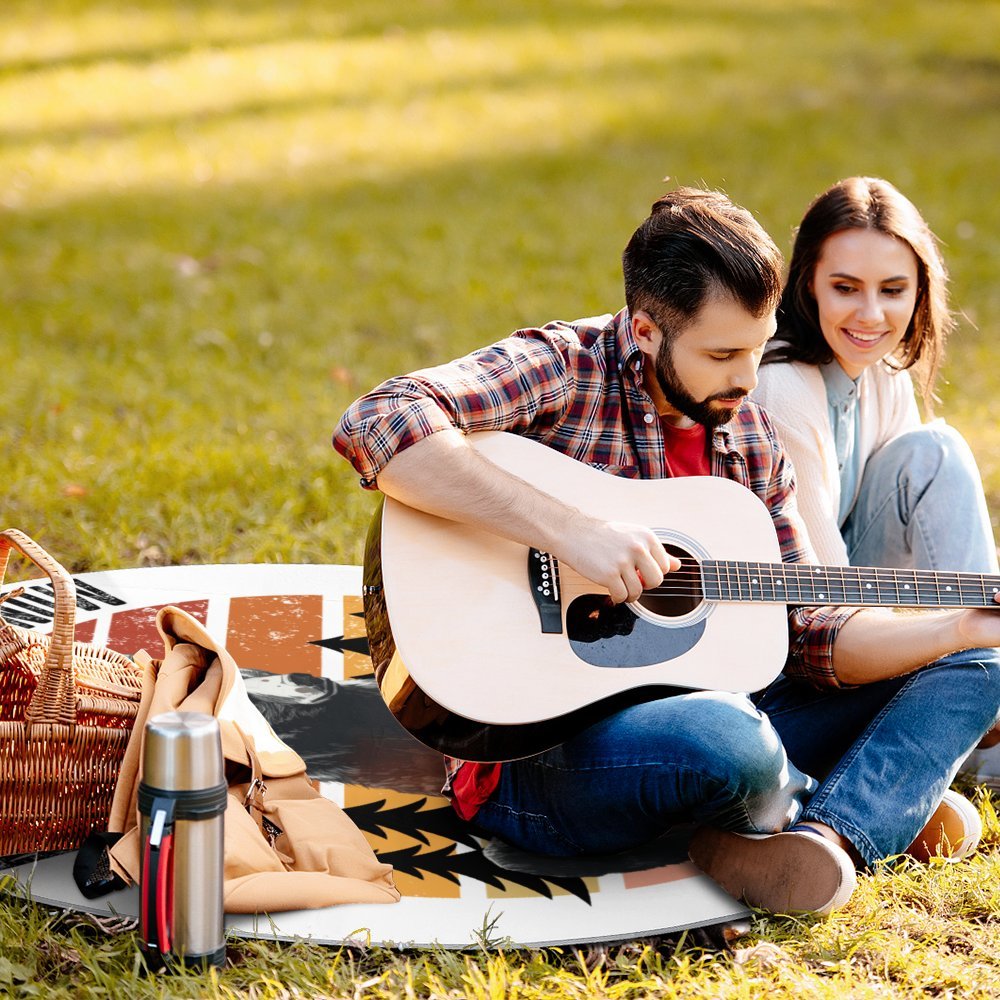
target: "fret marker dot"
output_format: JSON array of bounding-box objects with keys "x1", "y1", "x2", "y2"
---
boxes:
[
  {"x1": 819, "y1": 593, "x2": 825, "y2": 599},
  {"x1": 776, "y1": 580, "x2": 783, "y2": 587},
  {"x1": 751, "y1": 578, "x2": 758, "y2": 584},
  {"x1": 946, "y1": 586, "x2": 953, "y2": 591},
  {"x1": 865, "y1": 583, "x2": 872, "y2": 589},
  {"x1": 904, "y1": 584, "x2": 910, "y2": 589}
]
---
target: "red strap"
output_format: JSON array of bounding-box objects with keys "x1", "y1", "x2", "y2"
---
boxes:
[
  {"x1": 140, "y1": 835, "x2": 152, "y2": 943},
  {"x1": 156, "y1": 833, "x2": 173, "y2": 954}
]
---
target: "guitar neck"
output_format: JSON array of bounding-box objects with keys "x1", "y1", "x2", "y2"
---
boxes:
[{"x1": 702, "y1": 561, "x2": 1000, "y2": 609}]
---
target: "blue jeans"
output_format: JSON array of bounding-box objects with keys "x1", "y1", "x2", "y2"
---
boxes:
[
  {"x1": 841, "y1": 423, "x2": 1000, "y2": 784},
  {"x1": 475, "y1": 656, "x2": 1000, "y2": 869},
  {"x1": 756, "y1": 647, "x2": 1000, "y2": 865},
  {"x1": 843, "y1": 423, "x2": 999, "y2": 574},
  {"x1": 475, "y1": 691, "x2": 816, "y2": 857}
]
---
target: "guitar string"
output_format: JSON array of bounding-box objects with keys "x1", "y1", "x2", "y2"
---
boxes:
[
  {"x1": 556, "y1": 585, "x2": 999, "y2": 606},
  {"x1": 556, "y1": 564, "x2": 1000, "y2": 605},
  {"x1": 641, "y1": 575, "x2": 1000, "y2": 596},
  {"x1": 542, "y1": 550, "x2": 1000, "y2": 587}
]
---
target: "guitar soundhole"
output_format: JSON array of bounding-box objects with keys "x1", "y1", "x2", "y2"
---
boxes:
[{"x1": 636, "y1": 544, "x2": 703, "y2": 618}]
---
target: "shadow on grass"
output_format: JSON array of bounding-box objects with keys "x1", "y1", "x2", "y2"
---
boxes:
[
  {"x1": 3, "y1": 0, "x2": 1000, "y2": 568},
  {"x1": 1, "y1": 0, "x2": 821, "y2": 78}
]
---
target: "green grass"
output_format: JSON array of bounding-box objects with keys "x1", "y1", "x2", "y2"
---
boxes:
[
  {"x1": 4, "y1": 791, "x2": 1000, "y2": 997},
  {"x1": 3, "y1": 0, "x2": 1000, "y2": 572},
  {"x1": 3, "y1": 0, "x2": 1000, "y2": 994}
]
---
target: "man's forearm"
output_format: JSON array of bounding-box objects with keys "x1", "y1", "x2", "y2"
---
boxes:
[
  {"x1": 375, "y1": 429, "x2": 676, "y2": 604},
  {"x1": 832, "y1": 607, "x2": 990, "y2": 684},
  {"x1": 376, "y1": 428, "x2": 576, "y2": 553}
]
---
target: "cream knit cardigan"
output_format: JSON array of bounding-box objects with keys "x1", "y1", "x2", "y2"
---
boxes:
[{"x1": 752, "y1": 359, "x2": 921, "y2": 566}]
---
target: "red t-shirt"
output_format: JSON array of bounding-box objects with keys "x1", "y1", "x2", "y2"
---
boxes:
[
  {"x1": 660, "y1": 419, "x2": 710, "y2": 477},
  {"x1": 449, "y1": 420, "x2": 709, "y2": 819}
]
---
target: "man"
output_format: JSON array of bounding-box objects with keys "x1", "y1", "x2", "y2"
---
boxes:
[{"x1": 333, "y1": 188, "x2": 1000, "y2": 915}]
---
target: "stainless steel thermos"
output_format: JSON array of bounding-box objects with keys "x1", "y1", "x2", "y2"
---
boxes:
[{"x1": 139, "y1": 711, "x2": 227, "y2": 970}]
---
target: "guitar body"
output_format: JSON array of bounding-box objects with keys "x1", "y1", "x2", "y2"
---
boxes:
[{"x1": 364, "y1": 432, "x2": 789, "y2": 761}]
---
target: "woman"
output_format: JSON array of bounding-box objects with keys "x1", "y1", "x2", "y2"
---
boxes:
[{"x1": 753, "y1": 176, "x2": 1000, "y2": 851}]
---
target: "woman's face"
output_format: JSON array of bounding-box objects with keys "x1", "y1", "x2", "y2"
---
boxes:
[{"x1": 811, "y1": 228, "x2": 919, "y2": 379}]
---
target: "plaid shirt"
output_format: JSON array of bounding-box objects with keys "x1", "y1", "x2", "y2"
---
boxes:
[{"x1": 334, "y1": 310, "x2": 859, "y2": 795}]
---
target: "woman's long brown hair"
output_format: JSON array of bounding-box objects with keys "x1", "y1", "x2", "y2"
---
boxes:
[{"x1": 764, "y1": 177, "x2": 953, "y2": 411}]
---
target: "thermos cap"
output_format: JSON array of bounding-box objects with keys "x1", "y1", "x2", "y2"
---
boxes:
[{"x1": 142, "y1": 711, "x2": 224, "y2": 791}]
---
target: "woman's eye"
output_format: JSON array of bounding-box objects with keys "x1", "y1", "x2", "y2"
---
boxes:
[
  {"x1": 833, "y1": 283, "x2": 855, "y2": 294},
  {"x1": 882, "y1": 286, "x2": 906, "y2": 297},
  {"x1": 710, "y1": 353, "x2": 734, "y2": 361}
]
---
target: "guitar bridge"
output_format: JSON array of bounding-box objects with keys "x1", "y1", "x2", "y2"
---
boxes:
[{"x1": 528, "y1": 549, "x2": 563, "y2": 633}]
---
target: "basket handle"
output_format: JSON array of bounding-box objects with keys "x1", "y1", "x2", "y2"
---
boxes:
[{"x1": 0, "y1": 528, "x2": 78, "y2": 728}]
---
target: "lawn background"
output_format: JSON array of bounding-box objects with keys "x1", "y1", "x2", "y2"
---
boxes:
[{"x1": 3, "y1": 1, "x2": 1000, "y2": 996}]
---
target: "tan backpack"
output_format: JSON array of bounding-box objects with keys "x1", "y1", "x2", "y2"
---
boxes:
[{"x1": 98, "y1": 605, "x2": 399, "y2": 913}]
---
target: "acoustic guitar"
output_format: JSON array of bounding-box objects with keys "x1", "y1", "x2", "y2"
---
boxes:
[{"x1": 362, "y1": 431, "x2": 1000, "y2": 762}]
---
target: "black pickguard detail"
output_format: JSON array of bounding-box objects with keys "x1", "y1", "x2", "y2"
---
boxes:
[{"x1": 565, "y1": 593, "x2": 705, "y2": 667}]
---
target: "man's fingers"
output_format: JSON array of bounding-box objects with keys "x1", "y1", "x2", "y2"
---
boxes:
[
  {"x1": 576, "y1": 521, "x2": 684, "y2": 603},
  {"x1": 619, "y1": 540, "x2": 677, "y2": 603},
  {"x1": 635, "y1": 549, "x2": 668, "y2": 590},
  {"x1": 614, "y1": 560, "x2": 653, "y2": 604},
  {"x1": 651, "y1": 543, "x2": 680, "y2": 575},
  {"x1": 623, "y1": 557, "x2": 662, "y2": 603}
]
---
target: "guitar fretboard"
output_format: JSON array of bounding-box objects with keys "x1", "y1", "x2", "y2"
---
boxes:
[{"x1": 701, "y1": 561, "x2": 1000, "y2": 609}]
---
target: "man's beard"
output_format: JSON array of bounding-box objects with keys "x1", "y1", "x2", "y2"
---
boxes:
[{"x1": 654, "y1": 339, "x2": 748, "y2": 429}]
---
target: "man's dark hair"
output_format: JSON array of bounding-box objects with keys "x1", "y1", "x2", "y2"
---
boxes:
[{"x1": 622, "y1": 187, "x2": 783, "y2": 340}]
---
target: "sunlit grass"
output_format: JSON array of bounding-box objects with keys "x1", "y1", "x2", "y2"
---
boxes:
[
  {"x1": 0, "y1": 13, "x2": 737, "y2": 207},
  {"x1": 4, "y1": 807, "x2": 1000, "y2": 998},
  {"x1": 3, "y1": 0, "x2": 999, "y2": 567}
]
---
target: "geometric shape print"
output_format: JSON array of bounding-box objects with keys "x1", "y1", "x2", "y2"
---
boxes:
[
  {"x1": 227, "y1": 595, "x2": 323, "y2": 676},
  {"x1": 336, "y1": 595, "x2": 595, "y2": 902}
]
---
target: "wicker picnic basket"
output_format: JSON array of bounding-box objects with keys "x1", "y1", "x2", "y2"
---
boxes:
[{"x1": 0, "y1": 528, "x2": 144, "y2": 855}]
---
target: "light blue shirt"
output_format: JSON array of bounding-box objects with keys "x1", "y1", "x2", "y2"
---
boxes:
[{"x1": 820, "y1": 361, "x2": 864, "y2": 527}]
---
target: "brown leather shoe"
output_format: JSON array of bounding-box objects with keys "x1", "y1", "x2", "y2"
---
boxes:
[
  {"x1": 689, "y1": 827, "x2": 857, "y2": 915},
  {"x1": 907, "y1": 789, "x2": 982, "y2": 862}
]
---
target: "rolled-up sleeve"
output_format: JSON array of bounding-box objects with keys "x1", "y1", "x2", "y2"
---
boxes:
[
  {"x1": 333, "y1": 332, "x2": 573, "y2": 488},
  {"x1": 333, "y1": 389, "x2": 458, "y2": 488},
  {"x1": 785, "y1": 605, "x2": 858, "y2": 688}
]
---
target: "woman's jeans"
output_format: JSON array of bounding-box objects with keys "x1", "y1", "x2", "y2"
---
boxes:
[
  {"x1": 842, "y1": 423, "x2": 999, "y2": 574},
  {"x1": 475, "y1": 425, "x2": 1000, "y2": 867},
  {"x1": 841, "y1": 422, "x2": 1000, "y2": 782},
  {"x1": 757, "y1": 648, "x2": 1000, "y2": 865}
]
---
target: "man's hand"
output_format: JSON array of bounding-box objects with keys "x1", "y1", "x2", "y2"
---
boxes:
[
  {"x1": 555, "y1": 515, "x2": 681, "y2": 604},
  {"x1": 952, "y1": 590, "x2": 1000, "y2": 649}
]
